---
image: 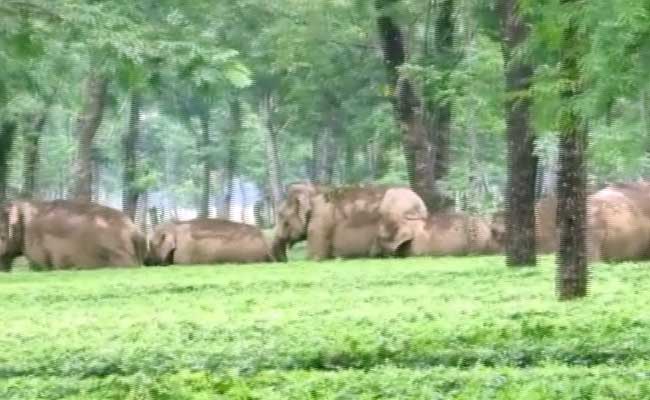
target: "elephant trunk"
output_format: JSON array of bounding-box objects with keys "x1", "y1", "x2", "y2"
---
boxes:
[
  {"x1": 271, "y1": 237, "x2": 288, "y2": 262},
  {"x1": 143, "y1": 252, "x2": 157, "y2": 266},
  {"x1": 143, "y1": 246, "x2": 163, "y2": 266}
]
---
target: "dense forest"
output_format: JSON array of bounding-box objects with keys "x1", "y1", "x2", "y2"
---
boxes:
[{"x1": 1, "y1": 0, "x2": 649, "y2": 231}]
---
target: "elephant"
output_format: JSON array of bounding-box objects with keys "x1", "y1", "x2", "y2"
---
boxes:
[
  {"x1": 488, "y1": 196, "x2": 558, "y2": 254},
  {"x1": 271, "y1": 183, "x2": 428, "y2": 261},
  {"x1": 0, "y1": 199, "x2": 146, "y2": 271},
  {"x1": 535, "y1": 195, "x2": 558, "y2": 253},
  {"x1": 586, "y1": 183, "x2": 650, "y2": 262},
  {"x1": 404, "y1": 212, "x2": 505, "y2": 256},
  {"x1": 146, "y1": 218, "x2": 274, "y2": 266},
  {"x1": 508, "y1": 182, "x2": 650, "y2": 262}
]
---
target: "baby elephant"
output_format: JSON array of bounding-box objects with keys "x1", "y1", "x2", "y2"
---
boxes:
[
  {"x1": 405, "y1": 212, "x2": 504, "y2": 256},
  {"x1": 146, "y1": 218, "x2": 274, "y2": 266}
]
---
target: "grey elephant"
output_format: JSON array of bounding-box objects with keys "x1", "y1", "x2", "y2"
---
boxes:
[
  {"x1": 145, "y1": 218, "x2": 274, "y2": 266},
  {"x1": 0, "y1": 199, "x2": 146, "y2": 271},
  {"x1": 271, "y1": 183, "x2": 428, "y2": 261}
]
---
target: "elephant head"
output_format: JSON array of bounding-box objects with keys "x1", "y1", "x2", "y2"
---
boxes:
[
  {"x1": 271, "y1": 183, "x2": 319, "y2": 261},
  {"x1": 146, "y1": 222, "x2": 178, "y2": 266},
  {"x1": 0, "y1": 202, "x2": 26, "y2": 272},
  {"x1": 375, "y1": 187, "x2": 428, "y2": 255}
]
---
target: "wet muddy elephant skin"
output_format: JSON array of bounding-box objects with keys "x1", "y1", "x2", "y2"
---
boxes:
[
  {"x1": 0, "y1": 199, "x2": 146, "y2": 271},
  {"x1": 271, "y1": 183, "x2": 428, "y2": 261},
  {"x1": 146, "y1": 218, "x2": 274, "y2": 266}
]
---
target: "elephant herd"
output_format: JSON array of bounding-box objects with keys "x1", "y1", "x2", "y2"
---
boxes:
[{"x1": 2, "y1": 180, "x2": 650, "y2": 271}]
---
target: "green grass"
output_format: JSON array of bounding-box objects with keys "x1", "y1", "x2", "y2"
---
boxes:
[{"x1": 2, "y1": 255, "x2": 650, "y2": 399}]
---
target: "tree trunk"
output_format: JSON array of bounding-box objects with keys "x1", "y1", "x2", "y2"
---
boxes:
[
  {"x1": 21, "y1": 112, "x2": 47, "y2": 199},
  {"x1": 375, "y1": 0, "x2": 443, "y2": 211},
  {"x1": 199, "y1": 110, "x2": 212, "y2": 218},
  {"x1": 261, "y1": 92, "x2": 283, "y2": 217},
  {"x1": 312, "y1": 127, "x2": 337, "y2": 184},
  {"x1": 430, "y1": 0, "x2": 455, "y2": 184},
  {"x1": 642, "y1": 89, "x2": 650, "y2": 173},
  {"x1": 149, "y1": 206, "x2": 161, "y2": 227},
  {"x1": 344, "y1": 139, "x2": 356, "y2": 183},
  {"x1": 139, "y1": 190, "x2": 149, "y2": 234},
  {"x1": 72, "y1": 72, "x2": 108, "y2": 202},
  {"x1": 122, "y1": 90, "x2": 141, "y2": 220},
  {"x1": 240, "y1": 178, "x2": 247, "y2": 223},
  {"x1": 0, "y1": 121, "x2": 17, "y2": 203},
  {"x1": 222, "y1": 99, "x2": 242, "y2": 220},
  {"x1": 498, "y1": 0, "x2": 538, "y2": 266},
  {"x1": 366, "y1": 137, "x2": 377, "y2": 181},
  {"x1": 556, "y1": 4, "x2": 588, "y2": 300}
]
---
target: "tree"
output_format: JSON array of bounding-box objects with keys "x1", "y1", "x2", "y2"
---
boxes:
[
  {"x1": 375, "y1": 0, "x2": 441, "y2": 210},
  {"x1": 221, "y1": 98, "x2": 242, "y2": 219},
  {"x1": 0, "y1": 121, "x2": 17, "y2": 203},
  {"x1": 556, "y1": 0, "x2": 589, "y2": 300},
  {"x1": 122, "y1": 90, "x2": 142, "y2": 220},
  {"x1": 260, "y1": 89, "x2": 283, "y2": 216},
  {"x1": 497, "y1": 0, "x2": 538, "y2": 266},
  {"x1": 428, "y1": 0, "x2": 456, "y2": 186},
  {"x1": 198, "y1": 108, "x2": 212, "y2": 218},
  {"x1": 21, "y1": 110, "x2": 47, "y2": 199},
  {"x1": 71, "y1": 70, "x2": 108, "y2": 202},
  {"x1": 312, "y1": 94, "x2": 341, "y2": 184}
]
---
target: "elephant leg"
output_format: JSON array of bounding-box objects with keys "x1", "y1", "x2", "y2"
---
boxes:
[{"x1": 307, "y1": 227, "x2": 333, "y2": 261}]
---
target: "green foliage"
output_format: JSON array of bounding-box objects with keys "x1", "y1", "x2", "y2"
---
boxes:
[
  {"x1": 3, "y1": 257, "x2": 650, "y2": 398},
  {"x1": 2, "y1": 0, "x2": 650, "y2": 212}
]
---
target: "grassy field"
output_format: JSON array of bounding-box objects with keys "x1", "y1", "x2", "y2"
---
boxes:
[{"x1": 2, "y1": 255, "x2": 650, "y2": 399}]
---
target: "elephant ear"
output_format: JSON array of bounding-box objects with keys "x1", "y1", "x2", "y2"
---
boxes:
[{"x1": 6, "y1": 203, "x2": 22, "y2": 242}]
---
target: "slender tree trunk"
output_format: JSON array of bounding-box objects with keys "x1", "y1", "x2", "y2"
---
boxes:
[
  {"x1": 367, "y1": 133, "x2": 390, "y2": 181},
  {"x1": 642, "y1": 89, "x2": 650, "y2": 173},
  {"x1": 139, "y1": 190, "x2": 148, "y2": 233},
  {"x1": 222, "y1": 99, "x2": 242, "y2": 220},
  {"x1": 375, "y1": 0, "x2": 443, "y2": 210},
  {"x1": 556, "y1": 3, "x2": 588, "y2": 300},
  {"x1": 122, "y1": 90, "x2": 141, "y2": 220},
  {"x1": 21, "y1": 112, "x2": 47, "y2": 199},
  {"x1": 72, "y1": 71, "x2": 108, "y2": 202},
  {"x1": 312, "y1": 127, "x2": 337, "y2": 184},
  {"x1": 466, "y1": 110, "x2": 479, "y2": 212},
  {"x1": 0, "y1": 121, "x2": 18, "y2": 203},
  {"x1": 367, "y1": 137, "x2": 378, "y2": 180},
  {"x1": 240, "y1": 178, "x2": 247, "y2": 223},
  {"x1": 199, "y1": 110, "x2": 212, "y2": 218},
  {"x1": 92, "y1": 159, "x2": 101, "y2": 203},
  {"x1": 261, "y1": 92, "x2": 283, "y2": 217},
  {"x1": 498, "y1": 0, "x2": 538, "y2": 266},
  {"x1": 344, "y1": 139, "x2": 356, "y2": 183},
  {"x1": 149, "y1": 206, "x2": 161, "y2": 227}
]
